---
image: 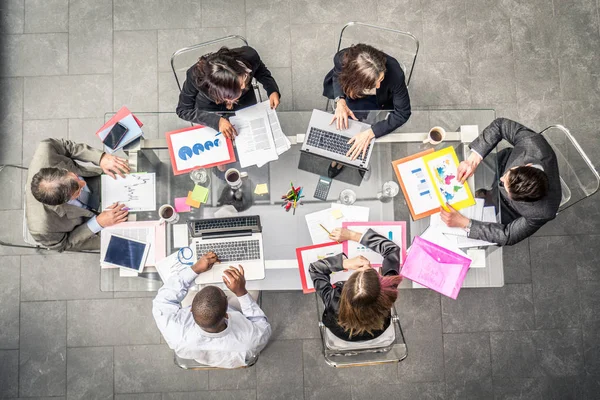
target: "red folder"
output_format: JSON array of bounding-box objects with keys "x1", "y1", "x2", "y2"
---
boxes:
[{"x1": 95, "y1": 106, "x2": 143, "y2": 139}]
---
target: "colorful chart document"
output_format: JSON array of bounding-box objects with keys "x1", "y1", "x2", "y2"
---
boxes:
[
  {"x1": 342, "y1": 221, "x2": 407, "y2": 267},
  {"x1": 392, "y1": 146, "x2": 475, "y2": 220}
]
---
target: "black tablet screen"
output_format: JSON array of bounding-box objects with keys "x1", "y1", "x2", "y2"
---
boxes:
[{"x1": 105, "y1": 236, "x2": 146, "y2": 270}]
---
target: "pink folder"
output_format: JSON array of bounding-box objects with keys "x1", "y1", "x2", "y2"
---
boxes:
[{"x1": 400, "y1": 236, "x2": 471, "y2": 299}]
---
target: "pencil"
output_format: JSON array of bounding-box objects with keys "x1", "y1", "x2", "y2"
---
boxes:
[{"x1": 319, "y1": 224, "x2": 330, "y2": 235}]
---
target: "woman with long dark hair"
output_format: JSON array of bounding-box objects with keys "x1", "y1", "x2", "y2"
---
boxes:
[
  {"x1": 176, "y1": 46, "x2": 281, "y2": 139},
  {"x1": 309, "y1": 227, "x2": 402, "y2": 341},
  {"x1": 323, "y1": 43, "x2": 411, "y2": 170}
]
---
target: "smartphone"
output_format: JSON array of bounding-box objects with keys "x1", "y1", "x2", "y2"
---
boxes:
[{"x1": 103, "y1": 122, "x2": 129, "y2": 150}]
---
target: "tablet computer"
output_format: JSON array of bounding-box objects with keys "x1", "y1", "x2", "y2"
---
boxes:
[{"x1": 102, "y1": 233, "x2": 150, "y2": 272}]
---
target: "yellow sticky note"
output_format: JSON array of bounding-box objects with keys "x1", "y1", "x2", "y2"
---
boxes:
[
  {"x1": 185, "y1": 191, "x2": 201, "y2": 208},
  {"x1": 331, "y1": 209, "x2": 343, "y2": 219},
  {"x1": 191, "y1": 185, "x2": 209, "y2": 203},
  {"x1": 254, "y1": 183, "x2": 269, "y2": 195}
]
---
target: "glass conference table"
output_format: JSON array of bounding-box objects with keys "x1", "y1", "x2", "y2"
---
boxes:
[{"x1": 100, "y1": 108, "x2": 503, "y2": 292}]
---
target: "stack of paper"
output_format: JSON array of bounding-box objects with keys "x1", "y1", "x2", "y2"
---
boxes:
[
  {"x1": 305, "y1": 204, "x2": 370, "y2": 244},
  {"x1": 96, "y1": 106, "x2": 144, "y2": 153},
  {"x1": 101, "y1": 173, "x2": 156, "y2": 212},
  {"x1": 186, "y1": 185, "x2": 209, "y2": 208},
  {"x1": 231, "y1": 101, "x2": 291, "y2": 168}
]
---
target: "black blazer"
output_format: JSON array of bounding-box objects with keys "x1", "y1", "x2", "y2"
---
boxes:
[
  {"x1": 322, "y1": 48, "x2": 411, "y2": 138},
  {"x1": 176, "y1": 46, "x2": 280, "y2": 130},
  {"x1": 469, "y1": 118, "x2": 561, "y2": 246},
  {"x1": 308, "y1": 229, "x2": 401, "y2": 342}
]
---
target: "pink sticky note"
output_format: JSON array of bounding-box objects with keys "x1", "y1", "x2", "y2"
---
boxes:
[{"x1": 174, "y1": 197, "x2": 191, "y2": 213}]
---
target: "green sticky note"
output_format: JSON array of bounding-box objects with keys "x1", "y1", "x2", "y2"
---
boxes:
[{"x1": 191, "y1": 185, "x2": 209, "y2": 203}]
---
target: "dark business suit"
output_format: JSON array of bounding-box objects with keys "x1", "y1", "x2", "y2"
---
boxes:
[
  {"x1": 176, "y1": 46, "x2": 280, "y2": 130},
  {"x1": 469, "y1": 118, "x2": 561, "y2": 246},
  {"x1": 308, "y1": 229, "x2": 400, "y2": 342},
  {"x1": 322, "y1": 48, "x2": 411, "y2": 138}
]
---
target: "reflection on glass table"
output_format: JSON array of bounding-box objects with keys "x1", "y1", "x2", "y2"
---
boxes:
[{"x1": 101, "y1": 109, "x2": 502, "y2": 292}]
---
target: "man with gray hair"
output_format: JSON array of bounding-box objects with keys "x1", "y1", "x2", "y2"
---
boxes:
[{"x1": 26, "y1": 138, "x2": 131, "y2": 251}]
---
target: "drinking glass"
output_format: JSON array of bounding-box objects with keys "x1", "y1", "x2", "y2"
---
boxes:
[{"x1": 338, "y1": 189, "x2": 357, "y2": 205}]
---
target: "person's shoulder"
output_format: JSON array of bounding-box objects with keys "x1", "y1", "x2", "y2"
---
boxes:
[
  {"x1": 237, "y1": 46, "x2": 260, "y2": 63},
  {"x1": 384, "y1": 54, "x2": 405, "y2": 77}
]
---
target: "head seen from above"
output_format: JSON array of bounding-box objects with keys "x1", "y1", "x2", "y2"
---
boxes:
[
  {"x1": 31, "y1": 168, "x2": 86, "y2": 206},
  {"x1": 501, "y1": 165, "x2": 549, "y2": 202},
  {"x1": 195, "y1": 47, "x2": 251, "y2": 110},
  {"x1": 192, "y1": 285, "x2": 228, "y2": 332},
  {"x1": 338, "y1": 267, "x2": 402, "y2": 338},
  {"x1": 339, "y1": 43, "x2": 387, "y2": 99}
]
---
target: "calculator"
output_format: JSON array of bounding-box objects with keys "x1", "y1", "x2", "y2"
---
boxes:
[{"x1": 313, "y1": 176, "x2": 332, "y2": 201}]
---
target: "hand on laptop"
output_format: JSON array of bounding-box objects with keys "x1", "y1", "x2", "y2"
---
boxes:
[
  {"x1": 330, "y1": 99, "x2": 357, "y2": 130},
  {"x1": 192, "y1": 251, "x2": 219, "y2": 274},
  {"x1": 347, "y1": 129, "x2": 375, "y2": 161},
  {"x1": 100, "y1": 153, "x2": 130, "y2": 179},
  {"x1": 97, "y1": 202, "x2": 128, "y2": 228},
  {"x1": 222, "y1": 265, "x2": 248, "y2": 297}
]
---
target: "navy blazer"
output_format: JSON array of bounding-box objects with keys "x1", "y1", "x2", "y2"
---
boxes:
[
  {"x1": 176, "y1": 46, "x2": 280, "y2": 130},
  {"x1": 308, "y1": 229, "x2": 401, "y2": 342},
  {"x1": 323, "y1": 48, "x2": 411, "y2": 138}
]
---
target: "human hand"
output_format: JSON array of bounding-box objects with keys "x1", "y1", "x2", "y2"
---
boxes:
[
  {"x1": 269, "y1": 92, "x2": 280, "y2": 109},
  {"x1": 192, "y1": 251, "x2": 219, "y2": 274},
  {"x1": 346, "y1": 129, "x2": 375, "y2": 161},
  {"x1": 329, "y1": 99, "x2": 357, "y2": 130},
  {"x1": 96, "y1": 202, "x2": 128, "y2": 227},
  {"x1": 440, "y1": 203, "x2": 470, "y2": 228},
  {"x1": 100, "y1": 153, "x2": 130, "y2": 179},
  {"x1": 222, "y1": 265, "x2": 247, "y2": 297},
  {"x1": 329, "y1": 228, "x2": 361, "y2": 243},
  {"x1": 343, "y1": 255, "x2": 371, "y2": 271},
  {"x1": 218, "y1": 117, "x2": 238, "y2": 140},
  {"x1": 457, "y1": 152, "x2": 482, "y2": 183}
]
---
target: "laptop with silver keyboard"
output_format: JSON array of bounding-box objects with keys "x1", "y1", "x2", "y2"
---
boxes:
[
  {"x1": 188, "y1": 216, "x2": 265, "y2": 284},
  {"x1": 301, "y1": 109, "x2": 375, "y2": 171}
]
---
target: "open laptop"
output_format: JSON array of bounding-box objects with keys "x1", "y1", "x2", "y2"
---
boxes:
[
  {"x1": 300, "y1": 109, "x2": 375, "y2": 172},
  {"x1": 188, "y1": 216, "x2": 265, "y2": 284}
]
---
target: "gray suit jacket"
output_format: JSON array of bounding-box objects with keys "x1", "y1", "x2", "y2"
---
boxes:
[
  {"x1": 468, "y1": 118, "x2": 561, "y2": 246},
  {"x1": 26, "y1": 139, "x2": 104, "y2": 251}
]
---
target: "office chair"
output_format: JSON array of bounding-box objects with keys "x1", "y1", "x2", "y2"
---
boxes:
[
  {"x1": 539, "y1": 125, "x2": 600, "y2": 213},
  {"x1": 325, "y1": 21, "x2": 420, "y2": 111},
  {"x1": 315, "y1": 294, "x2": 408, "y2": 368}
]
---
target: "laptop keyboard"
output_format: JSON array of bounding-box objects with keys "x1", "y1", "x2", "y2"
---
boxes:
[
  {"x1": 192, "y1": 216, "x2": 260, "y2": 236},
  {"x1": 195, "y1": 240, "x2": 261, "y2": 262},
  {"x1": 306, "y1": 127, "x2": 370, "y2": 161}
]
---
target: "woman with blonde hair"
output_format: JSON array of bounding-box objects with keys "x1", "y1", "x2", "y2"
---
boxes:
[
  {"x1": 309, "y1": 227, "x2": 402, "y2": 341},
  {"x1": 322, "y1": 43, "x2": 411, "y2": 175}
]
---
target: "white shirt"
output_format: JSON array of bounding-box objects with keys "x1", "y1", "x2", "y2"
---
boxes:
[{"x1": 152, "y1": 267, "x2": 272, "y2": 368}]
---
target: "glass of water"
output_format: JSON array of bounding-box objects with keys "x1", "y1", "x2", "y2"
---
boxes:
[
  {"x1": 377, "y1": 181, "x2": 400, "y2": 201},
  {"x1": 190, "y1": 168, "x2": 208, "y2": 185},
  {"x1": 338, "y1": 189, "x2": 357, "y2": 205}
]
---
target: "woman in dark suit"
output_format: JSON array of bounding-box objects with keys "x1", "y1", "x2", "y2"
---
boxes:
[
  {"x1": 176, "y1": 46, "x2": 281, "y2": 139},
  {"x1": 323, "y1": 43, "x2": 411, "y2": 167},
  {"x1": 309, "y1": 227, "x2": 402, "y2": 342}
]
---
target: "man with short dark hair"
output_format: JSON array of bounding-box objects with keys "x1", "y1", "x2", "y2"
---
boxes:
[
  {"x1": 440, "y1": 118, "x2": 561, "y2": 246},
  {"x1": 152, "y1": 251, "x2": 271, "y2": 368},
  {"x1": 26, "y1": 138, "x2": 130, "y2": 251}
]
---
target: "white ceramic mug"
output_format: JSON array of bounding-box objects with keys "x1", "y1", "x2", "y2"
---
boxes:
[
  {"x1": 225, "y1": 168, "x2": 248, "y2": 189},
  {"x1": 158, "y1": 204, "x2": 180, "y2": 225},
  {"x1": 423, "y1": 126, "x2": 446, "y2": 145}
]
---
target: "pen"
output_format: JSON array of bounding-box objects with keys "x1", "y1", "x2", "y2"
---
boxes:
[
  {"x1": 319, "y1": 223, "x2": 339, "y2": 243},
  {"x1": 215, "y1": 132, "x2": 222, "y2": 137}
]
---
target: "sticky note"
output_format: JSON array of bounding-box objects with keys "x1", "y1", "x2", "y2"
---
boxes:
[
  {"x1": 185, "y1": 191, "x2": 201, "y2": 208},
  {"x1": 191, "y1": 185, "x2": 209, "y2": 203},
  {"x1": 331, "y1": 209, "x2": 344, "y2": 219},
  {"x1": 174, "y1": 197, "x2": 191, "y2": 213},
  {"x1": 254, "y1": 183, "x2": 269, "y2": 195}
]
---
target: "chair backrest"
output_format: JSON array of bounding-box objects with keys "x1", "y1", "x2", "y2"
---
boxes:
[
  {"x1": 170, "y1": 35, "x2": 249, "y2": 92},
  {"x1": 325, "y1": 21, "x2": 419, "y2": 111},
  {"x1": 540, "y1": 125, "x2": 600, "y2": 213},
  {"x1": 315, "y1": 294, "x2": 407, "y2": 367}
]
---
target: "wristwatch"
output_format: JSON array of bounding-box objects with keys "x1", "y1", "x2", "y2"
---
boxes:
[
  {"x1": 464, "y1": 219, "x2": 473, "y2": 235},
  {"x1": 334, "y1": 95, "x2": 345, "y2": 104}
]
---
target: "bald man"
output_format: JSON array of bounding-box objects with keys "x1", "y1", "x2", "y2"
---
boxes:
[{"x1": 152, "y1": 251, "x2": 271, "y2": 368}]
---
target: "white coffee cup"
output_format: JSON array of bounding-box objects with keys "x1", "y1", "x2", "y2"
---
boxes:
[
  {"x1": 158, "y1": 204, "x2": 179, "y2": 225},
  {"x1": 225, "y1": 168, "x2": 248, "y2": 189},
  {"x1": 423, "y1": 126, "x2": 446, "y2": 145}
]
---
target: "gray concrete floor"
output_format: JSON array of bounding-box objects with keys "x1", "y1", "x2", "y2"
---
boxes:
[{"x1": 1, "y1": 0, "x2": 600, "y2": 399}]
